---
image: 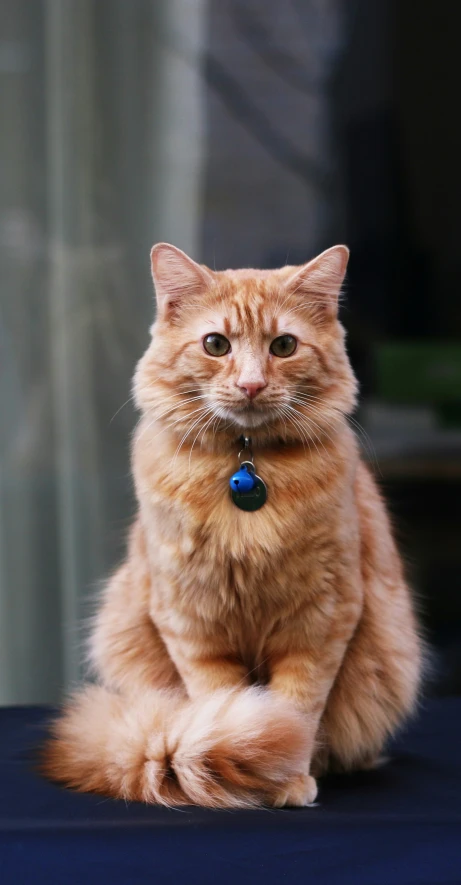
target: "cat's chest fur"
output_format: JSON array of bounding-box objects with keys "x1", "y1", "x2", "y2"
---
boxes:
[{"x1": 134, "y1": 432, "x2": 357, "y2": 625}]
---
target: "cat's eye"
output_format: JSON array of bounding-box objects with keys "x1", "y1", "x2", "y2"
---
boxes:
[
  {"x1": 203, "y1": 333, "x2": 231, "y2": 357},
  {"x1": 270, "y1": 335, "x2": 297, "y2": 358}
]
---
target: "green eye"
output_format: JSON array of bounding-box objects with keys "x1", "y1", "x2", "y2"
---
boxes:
[
  {"x1": 203, "y1": 333, "x2": 231, "y2": 357},
  {"x1": 270, "y1": 335, "x2": 297, "y2": 358}
]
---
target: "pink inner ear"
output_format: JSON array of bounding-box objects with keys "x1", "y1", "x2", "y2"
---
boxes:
[
  {"x1": 151, "y1": 243, "x2": 213, "y2": 318},
  {"x1": 285, "y1": 245, "x2": 349, "y2": 318}
]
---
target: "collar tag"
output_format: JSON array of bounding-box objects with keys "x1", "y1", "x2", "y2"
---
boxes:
[{"x1": 229, "y1": 436, "x2": 267, "y2": 511}]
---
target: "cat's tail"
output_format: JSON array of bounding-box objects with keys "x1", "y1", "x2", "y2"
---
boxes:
[{"x1": 41, "y1": 684, "x2": 312, "y2": 808}]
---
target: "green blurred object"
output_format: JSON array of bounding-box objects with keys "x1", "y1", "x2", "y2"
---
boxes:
[{"x1": 376, "y1": 343, "x2": 461, "y2": 404}]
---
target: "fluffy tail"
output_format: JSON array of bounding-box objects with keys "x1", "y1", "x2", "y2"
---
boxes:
[{"x1": 41, "y1": 685, "x2": 312, "y2": 808}]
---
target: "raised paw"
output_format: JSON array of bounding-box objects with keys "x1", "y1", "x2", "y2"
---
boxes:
[{"x1": 272, "y1": 772, "x2": 318, "y2": 808}]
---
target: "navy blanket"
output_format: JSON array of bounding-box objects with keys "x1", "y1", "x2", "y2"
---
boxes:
[{"x1": 1, "y1": 699, "x2": 460, "y2": 884}]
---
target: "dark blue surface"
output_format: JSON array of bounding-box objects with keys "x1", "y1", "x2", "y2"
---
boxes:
[{"x1": 1, "y1": 699, "x2": 460, "y2": 884}]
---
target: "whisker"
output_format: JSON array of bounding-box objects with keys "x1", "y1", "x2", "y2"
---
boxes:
[
  {"x1": 139, "y1": 388, "x2": 202, "y2": 410},
  {"x1": 273, "y1": 406, "x2": 289, "y2": 438},
  {"x1": 188, "y1": 409, "x2": 217, "y2": 473},
  {"x1": 155, "y1": 396, "x2": 206, "y2": 420},
  {"x1": 279, "y1": 406, "x2": 308, "y2": 451},
  {"x1": 199, "y1": 410, "x2": 219, "y2": 449},
  {"x1": 292, "y1": 408, "x2": 327, "y2": 459},
  {"x1": 210, "y1": 414, "x2": 221, "y2": 445},
  {"x1": 171, "y1": 406, "x2": 215, "y2": 470},
  {"x1": 291, "y1": 393, "x2": 380, "y2": 471},
  {"x1": 290, "y1": 398, "x2": 340, "y2": 439},
  {"x1": 284, "y1": 404, "x2": 330, "y2": 461},
  {"x1": 135, "y1": 397, "x2": 207, "y2": 444},
  {"x1": 344, "y1": 414, "x2": 381, "y2": 474},
  {"x1": 109, "y1": 392, "x2": 136, "y2": 424}
]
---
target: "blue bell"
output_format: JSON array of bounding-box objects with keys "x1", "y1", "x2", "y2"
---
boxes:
[{"x1": 229, "y1": 465, "x2": 256, "y2": 493}]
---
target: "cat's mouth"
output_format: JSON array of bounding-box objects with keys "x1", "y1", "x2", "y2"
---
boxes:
[{"x1": 215, "y1": 401, "x2": 275, "y2": 429}]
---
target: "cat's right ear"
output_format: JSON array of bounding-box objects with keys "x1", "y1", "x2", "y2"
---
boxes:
[{"x1": 150, "y1": 243, "x2": 213, "y2": 320}]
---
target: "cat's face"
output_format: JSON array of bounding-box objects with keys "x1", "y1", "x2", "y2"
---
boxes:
[{"x1": 134, "y1": 244, "x2": 358, "y2": 447}]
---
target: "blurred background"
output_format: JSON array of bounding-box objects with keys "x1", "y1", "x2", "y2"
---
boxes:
[{"x1": 1, "y1": 0, "x2": 461, "y2": 705}]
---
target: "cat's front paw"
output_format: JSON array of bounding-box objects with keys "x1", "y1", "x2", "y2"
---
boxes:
[{"x1": 272, "y1": 772, "x2": 318, "y2": 808}]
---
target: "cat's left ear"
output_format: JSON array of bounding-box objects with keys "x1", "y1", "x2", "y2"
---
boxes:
[
  {"x1": 285, "y1": 245, "x2": 349, "y2": 320},
  {"x1": 151, "y1": 243, "x2": 213, "y2": 320}
]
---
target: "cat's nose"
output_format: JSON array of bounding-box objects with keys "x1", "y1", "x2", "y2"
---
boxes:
[{"x1": 237, "y1": 381, "x2": 267, "y2": 399}]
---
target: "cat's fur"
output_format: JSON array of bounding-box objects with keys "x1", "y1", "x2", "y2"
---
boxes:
[{"x1": 42, "y1": 243, "x2": 422, "y2": 807}]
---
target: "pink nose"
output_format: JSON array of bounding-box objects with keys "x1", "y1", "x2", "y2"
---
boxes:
[{"x1": 238, "y1": 381, "x2": 266, "y2": 399}]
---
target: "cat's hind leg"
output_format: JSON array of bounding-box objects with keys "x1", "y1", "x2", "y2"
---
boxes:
[{"x1": 312, "y1": 585, "x2": 422, "y2": 777}]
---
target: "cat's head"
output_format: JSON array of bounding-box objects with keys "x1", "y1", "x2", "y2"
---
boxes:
[{"x1": 134, "y1": 243, "x2": 358, "y2": 448}]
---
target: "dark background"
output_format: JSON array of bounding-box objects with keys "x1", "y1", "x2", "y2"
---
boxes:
[{"x1": 338, "y1": 0, "x2": 461, "y2": 695}]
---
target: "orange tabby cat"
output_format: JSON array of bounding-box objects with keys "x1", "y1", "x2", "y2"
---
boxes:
[{"x1": 42, "y1": 243, "x2": 422, "y2": 807}]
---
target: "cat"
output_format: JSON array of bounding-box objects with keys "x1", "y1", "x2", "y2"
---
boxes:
[{"x1": 41, "y1": 242, "x2": 422, "y2": 807}]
